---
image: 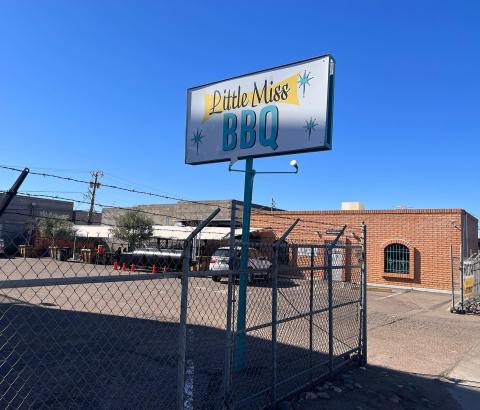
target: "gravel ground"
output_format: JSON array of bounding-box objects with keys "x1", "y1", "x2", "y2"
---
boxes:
[{"x1": 286, "y1": 364, "x2": 460, "y2": 410}]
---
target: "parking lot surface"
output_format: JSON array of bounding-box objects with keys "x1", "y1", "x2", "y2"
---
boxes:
[
  {"x1": 5, "y1": 258, "x2": 476, "y2": 409},
  {"x1": 293, "y1": 289, "x2": 480, "y2": 409},
  {"x1": 0, "y1": 257, "x2": 361, "y2": 409}
]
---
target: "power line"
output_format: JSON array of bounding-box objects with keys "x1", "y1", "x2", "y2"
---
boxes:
[
  {"x1": 7, "y1": 192, "x2": 354, "y2": 241},
  {"x1": 0, "y1": 164, "x2": 359, "y2": 232}
]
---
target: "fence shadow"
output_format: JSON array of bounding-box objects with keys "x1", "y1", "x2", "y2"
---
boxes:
[
  {"x1": 293, "y1": 363, "x2": 470, "y2": 410},
  {"x1": 0, "y1": 299, "x2": 339, "y2": 409}
]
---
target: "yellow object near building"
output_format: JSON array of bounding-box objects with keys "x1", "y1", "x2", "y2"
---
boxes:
[{"x1": 464, "y1": 276, "x2": 475, "y2": 298}]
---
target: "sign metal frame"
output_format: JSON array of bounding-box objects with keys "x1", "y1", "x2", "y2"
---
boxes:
[{"x1": 185, "y1": 54, "x2": 335, "y2": 165}]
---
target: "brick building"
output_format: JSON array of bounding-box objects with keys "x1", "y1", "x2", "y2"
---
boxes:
[{"x1": 251, "y1": 208, "x2": 478, "y2": 292}]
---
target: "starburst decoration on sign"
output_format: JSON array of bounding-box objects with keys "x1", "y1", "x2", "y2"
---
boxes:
[
  {"x1": 298, "y1": 70, "x2": 314, "y2": 97},
  {"x1": 303, "y1": 117, "x2": 318, "y2": 140},
  {"x1": 191, "y1": 129, "x2": 205, "y2": 154}
]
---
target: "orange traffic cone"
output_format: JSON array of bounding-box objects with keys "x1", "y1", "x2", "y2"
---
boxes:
[
  {"x1": 152, "y1": 264, "x2": 158, "y2": 273},
  {"x1": 113, "y1": 261, "x2": 118, "y2": 270},
  {"x1": 130, "y1": 263, "x2": 135, "y2": 272},
  {"x1": 163, "y1": 265, "x2": 168, "y2": 273},
  {"x1": 121, "y1": 263, "x2": 127, "y2": 271}
]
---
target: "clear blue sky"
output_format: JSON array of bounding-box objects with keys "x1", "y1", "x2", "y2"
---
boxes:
[{"x1": 0, "y1": 1, "x2": 479, "y2": 216}]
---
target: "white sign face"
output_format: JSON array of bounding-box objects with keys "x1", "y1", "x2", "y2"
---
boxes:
[{"x1": 185, "y1": 55, "x2": 335, "y2": 165}]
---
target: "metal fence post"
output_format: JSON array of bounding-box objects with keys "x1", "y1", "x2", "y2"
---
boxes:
[
  {"x1": 309, "y1": 245, "x2": 314, "y2": 383},
  {"x1": 327, "y1": 247, "x2": 334, "y2": 375},
  {"x1": 0, "y1": 167, "x2": 29, "y2": 218},
  {"x1": 271, "y1": 219, "x2": 298, "y2": 408},
  {"x1": 223, "y1": 200, "x2": 237, "y2": 408},
  {"x1": 177, "y1": 240, "x2": 192, "y2": 410},
  {"x1": 177, "y1": 208, "x2": 220, "y2": 410},
  {"x1": 450, "y1": 244, "x2": 455, "y2": 311},
  {"x1": 460, "y1": 241, "x2": 465, "y2": 313},
  {"x1": 361, "y1": 223, "x2": 367, "y2": 366},
  {"x1": 325, "y1": 225, "x2": 346, "y2": 376},
  {"x1": 271, "y1": 243, "x2": 279, "y2": 408}
]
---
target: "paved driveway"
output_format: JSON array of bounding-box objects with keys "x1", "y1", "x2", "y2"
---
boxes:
[
  {"x1": 294, "y1": 289, "x2": 480, "y2": 410},
  {"x1": 368, "y1": 290, "x2": 480, "y2": 377}
]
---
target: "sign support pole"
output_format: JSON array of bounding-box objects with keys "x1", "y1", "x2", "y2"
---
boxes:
[{"x1": 235, "y1": 157, "x2": 255, "y2": 370}]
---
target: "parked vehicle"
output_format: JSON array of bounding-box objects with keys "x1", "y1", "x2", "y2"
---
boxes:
[
  {"x1": 0, "y1": 238, "x2": 4, "y2": 257},
  {"x1": 209, "y1": 246, "x2": 272, "y2": 283}
]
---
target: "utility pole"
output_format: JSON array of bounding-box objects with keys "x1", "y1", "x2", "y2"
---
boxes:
[
  {"x1": 271, "y1": 197, "x2": 276, "y2": 214},
  {"x1": 87, "y1": 170, "x2": 103, "y2": 225}
]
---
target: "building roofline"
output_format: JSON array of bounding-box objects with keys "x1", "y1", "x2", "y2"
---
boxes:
[
  {"x1": 258, "y1": 208, "x2": 474, "y2": 217},
  {"x1": 0, "y1": 193, "x2": 73, "y2": 206}
]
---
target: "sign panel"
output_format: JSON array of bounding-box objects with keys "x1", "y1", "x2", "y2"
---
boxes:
[
  {"x1": 185, "y1": 55, "x2": 335, "y2": 165},
  {"x1": 464, "y1": 276, "x2": 474, "y2": 299}
]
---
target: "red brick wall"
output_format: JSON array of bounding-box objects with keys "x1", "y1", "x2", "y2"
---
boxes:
[{"x1": 251, "y1": 209, "x2": 478, "y2": 291}]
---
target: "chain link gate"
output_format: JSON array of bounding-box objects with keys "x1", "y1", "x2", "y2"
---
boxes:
[
  {"x1": 221, "y1": 223, "x2": 367, "y2": 409},
  {"x1": 1, "y1": 204, "x2": 367, "y2": 409},
  {"x1": 451, "y1": 250, "x2": 480, "y2": 314}
]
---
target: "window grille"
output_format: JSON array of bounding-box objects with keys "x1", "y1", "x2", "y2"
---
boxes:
[{"x1": 384, "y1": 243, "x2": 409, "y2": 274}]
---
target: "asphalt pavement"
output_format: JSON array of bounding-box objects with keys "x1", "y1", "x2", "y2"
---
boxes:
[
  {"x1": 0, "y1": 257, "x2": 362, "y2": 409},
  {"x1": 291, "y1": 289, "x2": 480, "y2": 409}
]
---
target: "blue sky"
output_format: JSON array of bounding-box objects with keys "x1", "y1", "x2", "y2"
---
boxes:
[{"x1": 0, "y1": 1, "x2": 479, "y2": 216}]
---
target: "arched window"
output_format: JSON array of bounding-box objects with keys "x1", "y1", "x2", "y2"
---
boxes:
[{"x1": 384, "y1": 243, "x2": 409, "y2": 274}]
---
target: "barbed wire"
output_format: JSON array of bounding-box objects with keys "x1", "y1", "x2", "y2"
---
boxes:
[
  {"x1": 2, "y1": 210, "x2": 232, "y2": 238},
  {"x1": 0, "y1": 165, "x2": 235, "y2": 208},
  {"x1": 0, "y1": 164, "x2": 359, "y2": 232},
  {"x1": 3, "y1": 211, "x2": 358, "y2": 248},
  {"x1": 1, "y1": 206, "x2": 313, "y2": 239},
  {"x1": 10, "y1": 191, "x2": 340, "y2": 238},
  {"x1": 2, "y1": 209, "x2": 353, "y2": 242}
]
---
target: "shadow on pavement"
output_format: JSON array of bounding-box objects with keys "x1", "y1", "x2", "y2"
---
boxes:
[
  {"x1": 292, "y1": 363, "x2": 475, "y2": 410},
  {"x1": 0, "y1": 298, "x2": 340, "y2": 409}
]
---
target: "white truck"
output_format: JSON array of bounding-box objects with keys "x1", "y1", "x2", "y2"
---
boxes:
[{"x1": 209, "y1": 246, "x2": 272, "y2": 284}]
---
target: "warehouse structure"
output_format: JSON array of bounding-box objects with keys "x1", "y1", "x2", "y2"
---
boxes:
[
  {"x1": 101, "y1": 199, "x2": 276, "y2": 228},
  {"x1": 0, "y1": 194, "x2": 101, "y2": 254}
]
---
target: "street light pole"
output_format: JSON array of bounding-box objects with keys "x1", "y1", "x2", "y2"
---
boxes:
[
  {"x1": 235, "y1": 157, "x2": 254, "y2": 370},
  {"x1": 231, "y1": 158, "x2": 299, "y2": 370}
]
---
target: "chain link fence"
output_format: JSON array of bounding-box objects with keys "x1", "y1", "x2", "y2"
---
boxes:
[
  {"x1": 226, "y1": 231, "x2": 366, "y2": 409},
  {"x1": 451, "y1": 249, "x2": 480, "y2": 314},
  {"x1": 1, "y1": 195, "x2": 366, "y2": 409}
]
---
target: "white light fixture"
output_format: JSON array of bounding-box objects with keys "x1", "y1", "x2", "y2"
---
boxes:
[
  {"x1": 289, "y1": 159, "x2": 298, "y2": 172},
  {"x1": 230, "y1": 159, "x2": 299, "y2": 174}
]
